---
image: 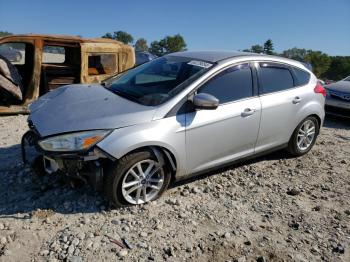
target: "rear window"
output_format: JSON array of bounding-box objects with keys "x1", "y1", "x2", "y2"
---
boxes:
[
  {"x1": 88, "y1": 53, "x2": 117, "y2": 75},
  {"x1": 259, "y1": 63, "x2": 294, "y2": 94},
  {"x1": 293, "y1": 67, "x2": 310, "y2": 86}
]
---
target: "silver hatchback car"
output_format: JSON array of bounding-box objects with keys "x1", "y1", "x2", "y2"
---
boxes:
[{"x1": 23, "y1": 51, "x2": 326, "y2": 207}]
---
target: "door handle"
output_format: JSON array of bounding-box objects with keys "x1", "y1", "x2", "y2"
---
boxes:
[
  {"x1": 292, "y1": 96, "x2": 302, "y2": 104},
  {"x1": 241, "y1": 108, "x2": 256, "y2": 117}
]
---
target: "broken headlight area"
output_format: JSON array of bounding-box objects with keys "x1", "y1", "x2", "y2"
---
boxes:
[
  {"x1": 38, "y1": 130, "x2": 111, "y2": 152},
  {"x1": 21, "y1": 129, "x2": 114, "y2": 191}
]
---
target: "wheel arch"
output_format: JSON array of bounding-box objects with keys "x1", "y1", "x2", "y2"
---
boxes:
[
  {"x1": 288, "y1": 113, "x2": 322, "y2": 143},
  {"x1": 114, "y1": 145, "x2": 178, "y2": 181},
  {"x1": 309, "y1": 114, "x2": 322, "y2": 134},
  {"x1": 291, "y1": 99, "x2": 324, "y2": 138}
]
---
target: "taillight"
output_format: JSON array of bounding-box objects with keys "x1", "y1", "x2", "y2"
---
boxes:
[{"x1": 314, "y1": 82, "x2": 326, "y2": 97}]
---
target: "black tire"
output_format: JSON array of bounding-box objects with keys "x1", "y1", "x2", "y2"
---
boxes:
[
  {"x1": 104, "y1": 150, "x2": 171, "y2": 207},
  {"x1": 32, "y1": 155, "x2": 46, "y2": 176},
  {"x1": 287, "y1": 116, "x2": 320, "y2": 156}
]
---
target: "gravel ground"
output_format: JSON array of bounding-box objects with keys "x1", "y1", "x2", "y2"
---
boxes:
[{"x1": 0, "y1": 115, "x2": 349, "y2": 262}]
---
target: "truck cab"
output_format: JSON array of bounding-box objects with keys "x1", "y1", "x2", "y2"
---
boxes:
[{"x1": 0, "y1": 34, "x2": 135, "y2": 114}]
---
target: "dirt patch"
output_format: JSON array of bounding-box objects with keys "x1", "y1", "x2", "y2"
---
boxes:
[{"x1": 31, "y1": 209, "x2": 55, "y2": 220}]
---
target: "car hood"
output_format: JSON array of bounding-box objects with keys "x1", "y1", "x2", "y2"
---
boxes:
[
  {"x1": 29, "y1": 84, "x2": 156, "y2": 137},
  {"x1": 326, "y1": 81, "x2": 350, "y2": 93}
]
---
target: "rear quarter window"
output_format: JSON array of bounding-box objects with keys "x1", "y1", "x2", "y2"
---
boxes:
[{"x1": 293, "y1": 67, "x2": 311, "y2": 86}]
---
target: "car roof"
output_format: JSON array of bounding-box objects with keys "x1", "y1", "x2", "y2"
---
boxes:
[
  {"x1": 0, "y1": 34, "x2": 124, "y2": 44},
  {"x1": 169, "y1": 50, "x2": 259, "y2": 63},
  {"x1": 169, "y1": 50, "x2": 310, "y2": 71}
]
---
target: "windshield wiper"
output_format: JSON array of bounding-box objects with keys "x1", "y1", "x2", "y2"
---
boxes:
[{"x1": 112, "y1": 89, "x2": 140, "y2": 103}]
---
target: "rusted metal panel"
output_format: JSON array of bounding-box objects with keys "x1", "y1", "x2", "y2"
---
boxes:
[
  {"x1": 24, "y1": 38, "x2": 43, "y2": 103},
  {"x1": 0, "y1": 34, "x2": 121, "y2": 44},
  {"x1": 0, "y1": 34, "x2": 135, "y2": 115},
  {"x1": 81, "y1": 42, "x2": 135, "y2": 83}
]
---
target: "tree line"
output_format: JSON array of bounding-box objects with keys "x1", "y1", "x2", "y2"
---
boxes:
[
  {"x1": 243, "y1": 39, "x2": 350, "y2": 80},
  {"x1": 101, "y1": 32, "x2": 349, "y2": 81},
  {"x1": 1, "y1": 30, "x2": 349, "y2": 81},
  {"x1": 102, "y1": 31, "x2": 187, "y2": 57}
]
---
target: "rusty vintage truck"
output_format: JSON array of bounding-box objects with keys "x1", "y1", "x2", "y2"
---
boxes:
[{"x1": 0, "y1": 34, "x2": 135, "y2": 114}]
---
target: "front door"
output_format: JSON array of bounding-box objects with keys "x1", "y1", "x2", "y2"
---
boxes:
[{"x1": 185, "y1": 63, "x2": 261, "y2": 174}]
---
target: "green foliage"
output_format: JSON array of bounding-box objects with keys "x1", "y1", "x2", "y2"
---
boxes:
[
  {"x1": 251, "y1": 45, "x2": 264, "y2": 54},
  {"x1": 263, "y1": 39, "x2": 274, "y2": 55},
  {"x1": 102, "y1": 31, "x2": 134, "y2": 44},
  {"x1": 323, "y1": 56, "x2": 350, "y2": 80},
  {"x1": 102, "y1": 32, "x2": 113, "y2": 39},
  {"x1": 114, "y1": 31, "x2": 134, "y2": 44},
  {"x1": 149, "y1": 34, "x2": 187, "y2": 56},
  {"x1": 149, "y1": 40, "x2": 164, "y2": 56},
  {"x1": 0, "y1": 31, "x2": 12, "y2": 37},
  {"x1": 242, "y1": 45, "x2": 263, "y2": 53},
  {"x1": 280, "y1": 48, "x2": 332, "y2": 79},
  {"x1": 1, "y1": 29, "x2": 347, "y2": 81},
  {"x1": 244, "y1": 41, "x2": 341, "y2": 80},
  {"x1": 281, "y1": 47, "x2": 308, "y2": 62},
  {"x1": 101, "y1": 31, "x2": 186, "y2": 56},
  {"x1": 304, "y1": 50, "x2": 331, "y2": 78},
  {"x1": 135, "y1": 38, "x2": 148, "y2": 52},
  {"x1": 243, "y1": 43, "x2": 267, "y2": 54},
  {"x1": 163, "y1": 34, "x2": 187, "y2": 54}
]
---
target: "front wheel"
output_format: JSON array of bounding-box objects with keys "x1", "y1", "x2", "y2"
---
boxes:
[
  {"x1": 104, "y1": 150, "x2": 171, "y2": 207},
  {"x1": 287, "y1": 116, "x2": 319, "y2": 156}
]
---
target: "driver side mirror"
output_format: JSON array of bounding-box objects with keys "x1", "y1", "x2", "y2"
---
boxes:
[{"x1": 192, "y1": 93, "x2": 219, "y2": 110}]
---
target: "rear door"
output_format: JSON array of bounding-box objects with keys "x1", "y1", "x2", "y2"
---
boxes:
[
  {"x1": 255, "y1": 62, "x2": 307, "y2": 152},
  {"x1": 185, "y1": 63, "x2": 261, "y2": 174}
]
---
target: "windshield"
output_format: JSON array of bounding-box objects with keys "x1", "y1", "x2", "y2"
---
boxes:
[
  {"x1": 105, "y1": 56, "x2": 213, "y2": 106},
  {"x1": 344, "y1": 76, "x2": 350, "y2": 81}
]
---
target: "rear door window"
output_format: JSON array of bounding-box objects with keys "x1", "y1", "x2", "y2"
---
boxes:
[
  {"x1": 198, "y1": 63, "x2": 253, "y2": 104},
  {"x1": 259, "y1": 63, "x2": 294, "y2": 94}
]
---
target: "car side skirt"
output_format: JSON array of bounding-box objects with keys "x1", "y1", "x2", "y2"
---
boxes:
[{"x1": 174, "y1": 143, "x2": 288, "y2": 183}]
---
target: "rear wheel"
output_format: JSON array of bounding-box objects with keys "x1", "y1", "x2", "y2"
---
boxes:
[
  {"x1": 287, "y1": 116, "x2": 319, "y2": 156},
  {"x1": 104, "y1": 150, "x2": 171, "y2": 207}
]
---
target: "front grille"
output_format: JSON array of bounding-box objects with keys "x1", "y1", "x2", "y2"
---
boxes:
[{"x1": 325, "y1": 105, "x2": 350, "y2": 117}]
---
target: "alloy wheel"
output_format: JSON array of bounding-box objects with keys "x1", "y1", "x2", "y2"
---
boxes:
[
  {"x1": 121, "y1": 159, "x2": 164, "y2": 205},
  {"x1": 297, "y1": 119, "x2": 316, "y2": 151}
]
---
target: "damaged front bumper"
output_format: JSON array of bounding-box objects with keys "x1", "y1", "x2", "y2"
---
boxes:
[{"x1": 21, "y1": 129, "x2": 113, "y2": 190}]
